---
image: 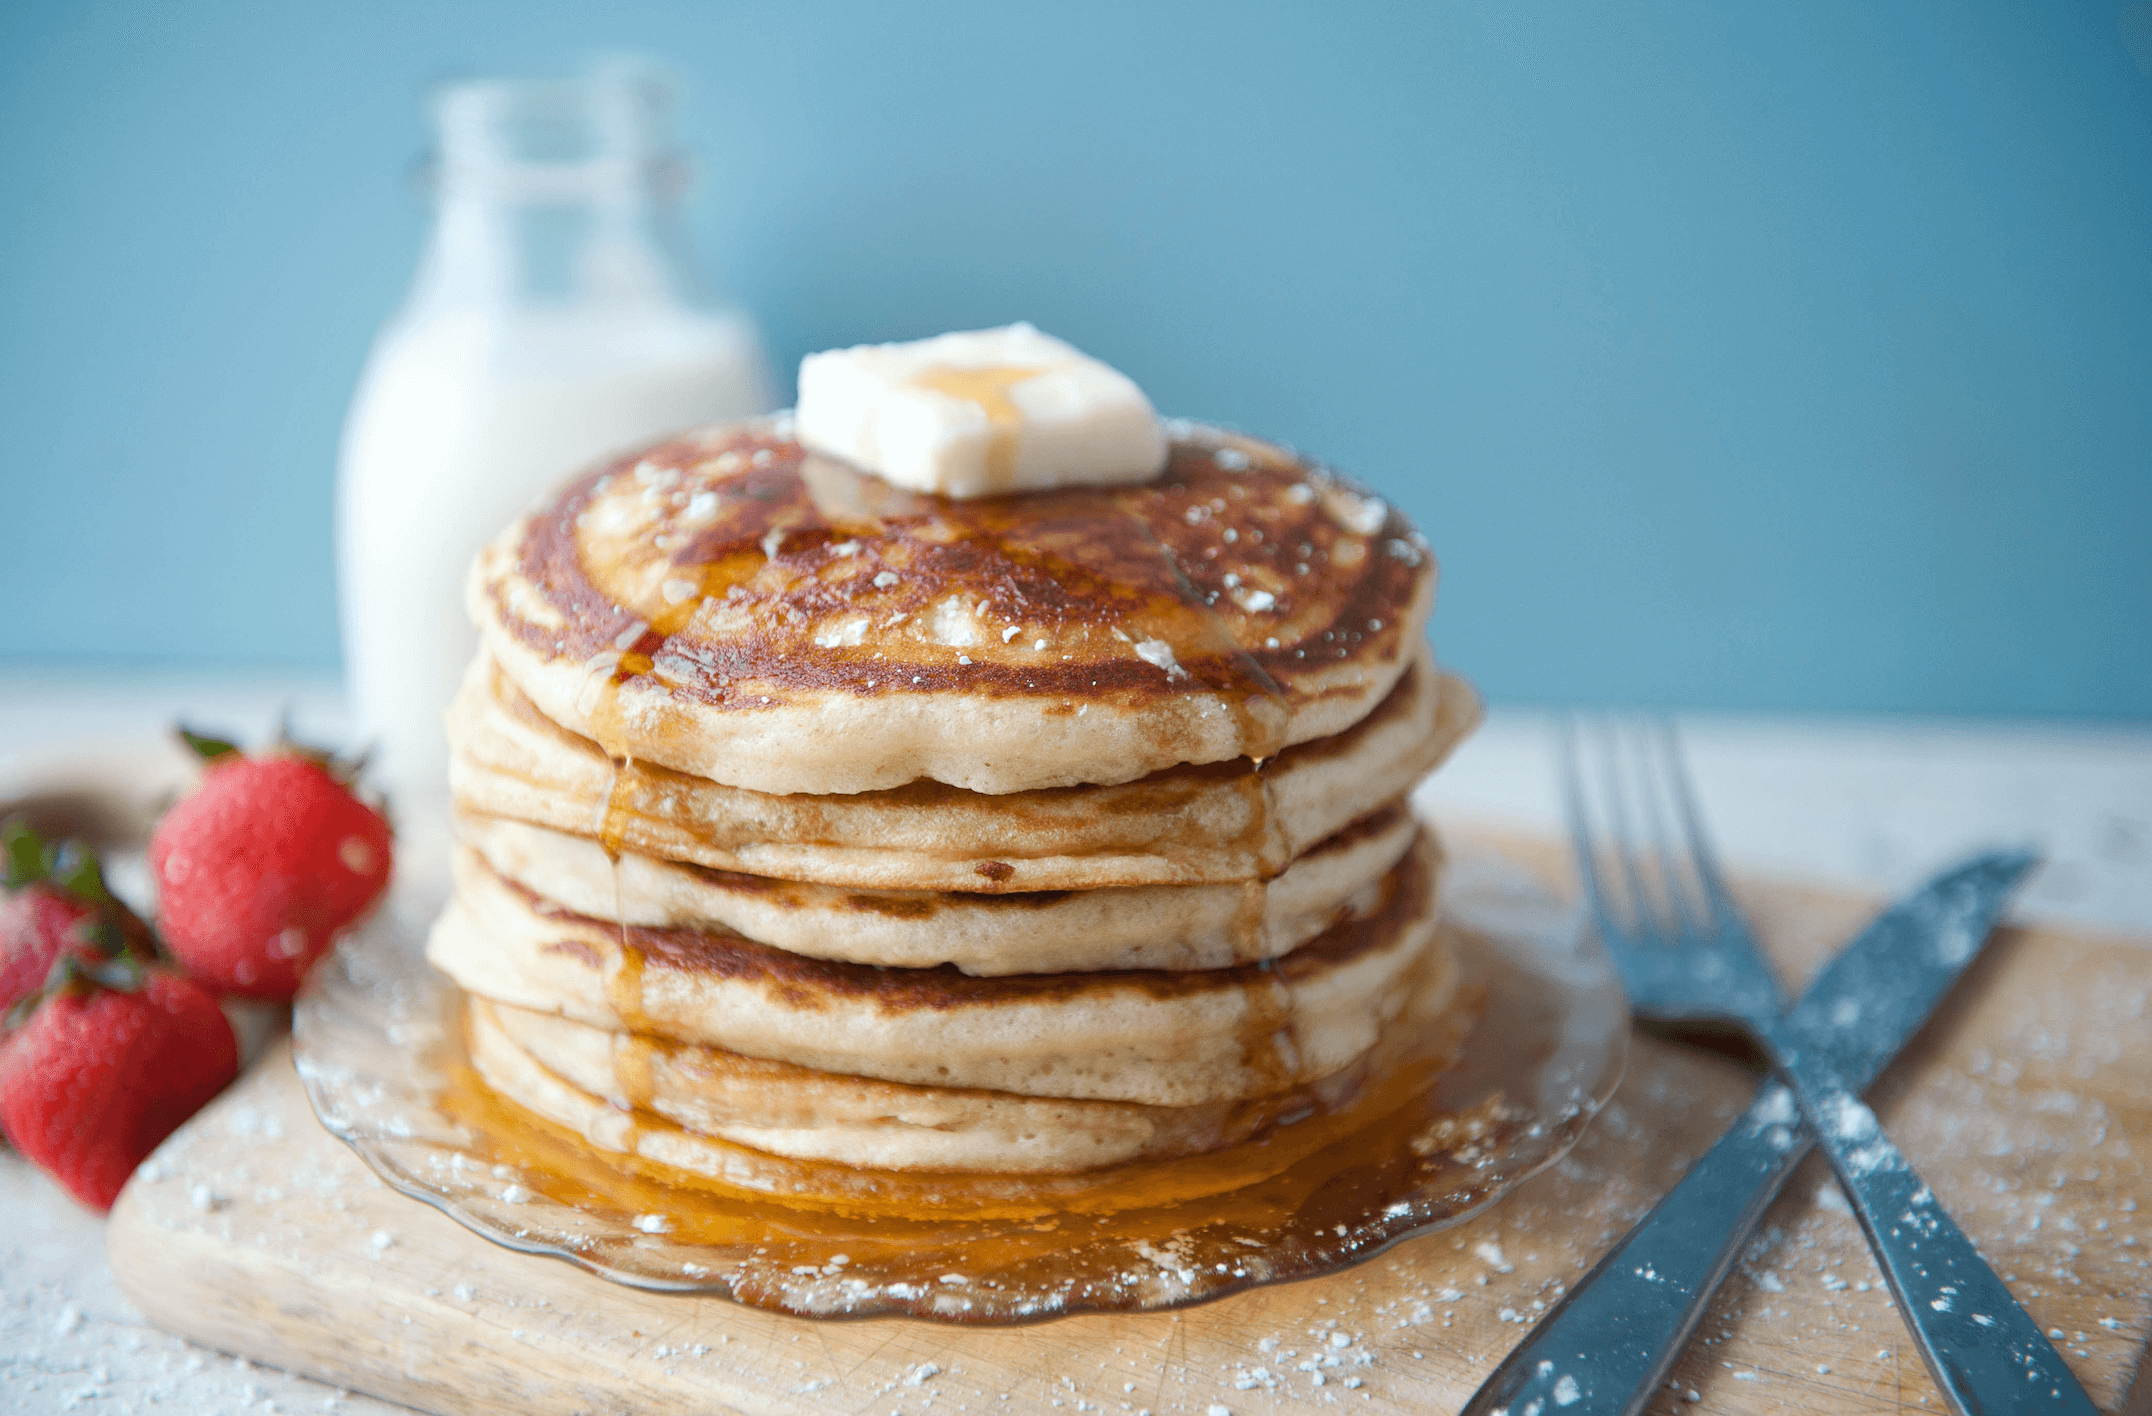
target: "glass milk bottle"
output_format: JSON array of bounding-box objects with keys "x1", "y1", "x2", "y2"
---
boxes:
[{"x1": 337, "y1": 67, "x2": 771, "y2": 835}]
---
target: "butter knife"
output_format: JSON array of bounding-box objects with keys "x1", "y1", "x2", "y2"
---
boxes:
[{"x1": 1462, "y1": 849, "x2": 2044, "y2": 1416}]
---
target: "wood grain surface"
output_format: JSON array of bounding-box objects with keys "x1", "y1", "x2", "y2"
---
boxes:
[{"x1": 106, "y1": 828, "x2": 2152, "y2": 1415}]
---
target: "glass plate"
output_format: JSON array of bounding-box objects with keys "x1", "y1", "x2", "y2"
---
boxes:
[{"x1": 293, "y1": 834, "x2": 1626, "y2": 1323}]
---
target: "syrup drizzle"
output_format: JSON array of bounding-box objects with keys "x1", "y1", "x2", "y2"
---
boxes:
[
  {"x1": 609, "y1": 1028, "x2": 657, "y2": 1114},
  {"x1": 908, "y1": 364, "x2": 1051, "y2": 489},
  {"x1": 430, "y1": 929, "x2": 1595, "y2": 1323},
  {"x1": 595, "y1": 746, "x2": 653, "y2": 1037},
  {"x1": 527, "y1": 430, "x2": 1398, "y2": 795},
  {"x1": 435, "y1": 434, "x2": 1534, "y2": 1319}
]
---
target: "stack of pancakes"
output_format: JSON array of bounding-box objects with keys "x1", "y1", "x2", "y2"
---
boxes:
[{"x1": 429, "y1": 416, "x2": 1483, "y2": 1177}]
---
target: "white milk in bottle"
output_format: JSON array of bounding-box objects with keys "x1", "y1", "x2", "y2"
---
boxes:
[{"x1": 337, "y1": 68, "x2": 770, "y2": 844}]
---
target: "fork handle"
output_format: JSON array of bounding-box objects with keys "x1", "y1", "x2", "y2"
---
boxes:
[
  {"x1": 1767, "y1": 1049, "x2": 2101, "y2": 1415},
  {"x1": 1460, "y1": 1081, "x2": 1809, "y2": 1416}
]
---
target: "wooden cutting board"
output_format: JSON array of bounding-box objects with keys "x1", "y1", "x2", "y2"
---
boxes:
[{"x1": 105, "y1": 827, "x2": 2152, "y2": 1415}]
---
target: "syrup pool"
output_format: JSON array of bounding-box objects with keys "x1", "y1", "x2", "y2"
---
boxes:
[{"x1": 293, "y1": 837, "x2": 1625, "y2": 1322}]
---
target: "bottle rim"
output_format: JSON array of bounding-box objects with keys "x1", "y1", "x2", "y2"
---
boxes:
[{"x1": 426, "y1": 63, "x2": 686, "y2": 199}]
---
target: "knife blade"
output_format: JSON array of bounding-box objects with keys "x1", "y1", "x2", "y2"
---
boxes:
[
  {"x1": 1461, "y1": 848, "x2": 2038, "y2": 1416},
  {"x1": 1778, "y1": 851, "x2": 2036, "y2": 1089},
  {"x1": 1758, "y1": 848, "x2": 2095, "y2": 1416}
]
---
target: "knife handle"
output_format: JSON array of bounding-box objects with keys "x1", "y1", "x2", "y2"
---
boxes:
[
  {"x1": 1771, "y1": 1066, "x2": 2100, "y2": 1416},
  {"x1": 1459, "y1": 1081, "x2": 1809, "y2": 1416}
]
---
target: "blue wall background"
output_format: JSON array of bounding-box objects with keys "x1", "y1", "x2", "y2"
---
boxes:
[{"x1": 3, "y1": 1, "x2": 2148, "y2": 716}]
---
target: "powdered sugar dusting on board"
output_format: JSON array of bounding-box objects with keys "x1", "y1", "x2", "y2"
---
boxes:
[{"x1": 38, "y1": 841, "x2": 2147, "y2": 1412}]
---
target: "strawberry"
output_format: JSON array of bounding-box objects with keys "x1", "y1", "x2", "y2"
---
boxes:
[
  {"x1": 150, "y1": 730, "x2": 392, "y2": 1001},
  {"x1": 2, "y1": 820, "x2": 154, "y2": 1024},
  {"x1": 0, "y1": 955, "x2": 237, "y2": 1210},
  {"x1": 0, "y1": 884, "x2": 92, "y2": 1019}
]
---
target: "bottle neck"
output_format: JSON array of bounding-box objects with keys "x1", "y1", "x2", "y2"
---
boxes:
[
  {"x1": 401, "y1": 70, "x2": 707, "y2": 315},
  {"x1": 412, "y1": 174, "x2": 698, "y2": 311}
]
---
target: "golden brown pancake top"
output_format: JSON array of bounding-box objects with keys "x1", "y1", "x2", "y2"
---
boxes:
[{"x1": 492, "y1": 421, "x2": 1432, "y2": 732}]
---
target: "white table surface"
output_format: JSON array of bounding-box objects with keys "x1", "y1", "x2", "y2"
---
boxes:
[{"x1": 2, "y1": 671, "x2": 2148, "y2": 1415}]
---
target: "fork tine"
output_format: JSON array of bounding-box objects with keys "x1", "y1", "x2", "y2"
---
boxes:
[
  {"x1": 1558, "y1": 716, "x2": 1622, "y2": 940},
  {"x1": 1636, "y1": 720, "x2": 1712, "y2": 940},
  {"x1": 1597, "y1": 719, "x2": 1668, "y2": 946},
  {"x1": 1655, "y1": 720, "x2": 1745, "y2": 934}
]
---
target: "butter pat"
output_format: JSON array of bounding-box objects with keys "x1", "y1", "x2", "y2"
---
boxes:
[{"x1": 795, "y1": 324, "x2": 1168, "y2": 498}]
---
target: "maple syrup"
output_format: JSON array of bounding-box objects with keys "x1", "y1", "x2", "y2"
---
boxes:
[
  {"x1": 907, "y1": 365, "x2": 1040, "y2": 488},
  {"x1": 410, "y1": 421, "x2": 1584, "y2": 1319},
  {"x1": 425, "y1": 916, "x2": 1616, "y2": 1322},
  {"x1": 494, "y1": 426, "x2": 1411, "y2": 799}
]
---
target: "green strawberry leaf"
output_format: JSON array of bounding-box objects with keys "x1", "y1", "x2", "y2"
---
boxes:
[
  {"x1": 47, "y1": 841, "x2": 111, "y2": 906},
  {"x1": 177, "y1": 726, "x2": 243, "y2": 763},
  {"x1": 2, "y1": 817, "x2": 46, "y2": 888}
]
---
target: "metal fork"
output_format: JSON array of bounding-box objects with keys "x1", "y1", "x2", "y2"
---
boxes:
[{"x1": 1560, "y1": 719, "x2": 2095, "y2": 1415}]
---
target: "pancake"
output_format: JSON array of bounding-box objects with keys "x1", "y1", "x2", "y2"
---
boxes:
[
  {"x1": 470, "y1": 997, "x2": 1368, "y2": 1173},
  {"x1": 471, "y1": 416, "x2": 1437, "y2": 796},
  {"x1": 458, "y1": 802, "x2": 1416, "y2": 975},
  {"x1": 449, "y1": 643, "x2": 1479, "y2": 893},
  {"x1": 428, "y1": 830, "x2": 1448, "y2": 1107},
  {"x1": 467, "y1": 928, "x2": 1473, "y2": 1194}
]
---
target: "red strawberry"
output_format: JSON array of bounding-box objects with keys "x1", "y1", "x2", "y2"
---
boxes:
[
  {"x1": 0, "y1": 887, "x2": 93, "y2": 1016},
  {"x1": 0, "y1": 961, "x2": 238, "y2": 1210},
  {"x1": 150, "y1": 732, "x2": 392, "y2": 1001},
  {"x1": 2, "y1": 820, "x2": 150, "y2": 1023}
]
